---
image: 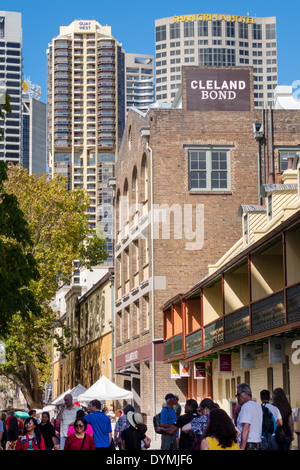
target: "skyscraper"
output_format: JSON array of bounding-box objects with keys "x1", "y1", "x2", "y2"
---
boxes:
[
  {"x1": 47, "y1": 20, "x2": 126, "y2": 266},
  {"x1": 125, "y1": 53, "x2": 154, "y2": 114},
  {"x1": 0, "y1": 11, "x2": 22, "y2": 164},
  {"x1": 155, "y1": 13, "x2": 277, "y2": 108}
]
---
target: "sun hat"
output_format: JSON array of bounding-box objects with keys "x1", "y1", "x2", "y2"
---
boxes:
[{"x1": 127, "y1": 411, "x2": 143, "y2": 429}]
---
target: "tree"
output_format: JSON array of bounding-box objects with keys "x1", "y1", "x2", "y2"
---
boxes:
[
  {"x1": 0, "y1": 165, "x2": 108, "y2": 407},
  {"x1": 0, "y1": 95, "x2": 41, "y2": 336}
]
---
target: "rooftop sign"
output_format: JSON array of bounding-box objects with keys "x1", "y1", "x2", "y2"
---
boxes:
[
  {"x1": 185, "y1": 68, "x2": 251, "y2": 111},
  {"x1": 173, "y1": 13, "x2": 256, "y2": 23}
]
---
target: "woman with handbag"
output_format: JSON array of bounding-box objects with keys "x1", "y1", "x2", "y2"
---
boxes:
[
  {"x1": 64, "y1": 418, "x2": 95, "y2": 450},
  {"x1": 272, "y1": 388, "x2": 294, "y2": 450}
]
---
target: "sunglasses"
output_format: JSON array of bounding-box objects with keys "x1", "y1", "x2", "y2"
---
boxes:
[{"x1": 75, "y1": 424, "x2": 84, "y2": 428}]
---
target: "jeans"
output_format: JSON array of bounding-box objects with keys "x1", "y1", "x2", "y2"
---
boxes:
[
  {"x1": 60, "y1": 436, "x2": 67, "y2": 450},
  {"x1": 261, "y1": 435, "x2": 278, "y2": 450},
  {"x1": 161, "y1": 434, "x2": 178, "y2": 450}
]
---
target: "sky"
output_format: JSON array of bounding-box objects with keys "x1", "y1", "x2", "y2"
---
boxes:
[{"x1": 2, "y1": 0, "x2": 300, "y2": 103}]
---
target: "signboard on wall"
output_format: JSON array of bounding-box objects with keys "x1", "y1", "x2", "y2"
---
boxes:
[
  {"x1": 180, "y1": 362, "x2": 191, "y2": 377},
  {"x1": 269, "y1": 337, "x2": 286, "y2": 363},
  {"x1": 185, "y1": 68, "x2": 251, "y2": 111},
  {"x1": 240, "y1": 345, "x2": 256, "y2": 369},
  {"x1": 171, "y1": 363, "x2": 180, "y2": 378},
  {"x1": 218, "y1": 353, "x2": 232, "y2": 372},
  {"x1": 194, "y1": 362, "x2": 206, "y2": 379}
]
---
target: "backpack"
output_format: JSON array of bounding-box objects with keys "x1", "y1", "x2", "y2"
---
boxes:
[
  {"x1": 153, "y1": 412, "x2": 161, "y2": 431},
  {"x1": 261, "y1": 404, "x2": 276, "y2": 437},
  {"x1": 8, "y1": 415, "x2": 19, "y2": 432}
]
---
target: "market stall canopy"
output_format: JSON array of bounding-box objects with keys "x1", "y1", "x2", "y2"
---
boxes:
[
  {"x1": 50, "y1": 384, "x2": 87, "y2": 405},
  {"x1": 51, "y1": 389, "x2": 72, "y2": 405},
  {"x1": 77, "y1": 375, "x2": 133, "y2": 402}
]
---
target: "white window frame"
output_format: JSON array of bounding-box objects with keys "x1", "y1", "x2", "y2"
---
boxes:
[{"x1": 187, "y1": 146, "x2": 232, "y2": 192}]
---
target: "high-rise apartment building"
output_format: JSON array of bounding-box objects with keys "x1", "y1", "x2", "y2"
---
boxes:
[
  {"x1": 47, "y1": 20, "x2": 126, "y2": 265},
  {"x1": 0, "y1": 11, "x2": 22, "y2": 164},
  {"x1": 125, "y1": 53, "x2": 154, "y2": 113},
  {"x1": 22, "y1": 79, "x2": 47, "y2": 175},
  {"x1": 155, "y1": 14, "x2": 277, "y2": 107}
]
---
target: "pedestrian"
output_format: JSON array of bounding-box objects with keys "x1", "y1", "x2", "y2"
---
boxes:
[
  {"x1": 84, "y1": 399, "x2": 112, "y2": 450},
  {"x1": 140, "y1": 424, "x2": 151, "y2": 450},
  {"x1": 113, "y1": 404, "x2": 134, "y2": 449},
  {"x1": 38, "y1": 411, "x2": 57, "y2": 450},
  {"x1": 15, "y1": 417, "x2": 45, "y2": 450},
  {"x1": 159, "y1": 393, "x2": 178, "y2": 450},
  {"x1": 182, "y1": 398, "x2": 216, "y2": 450},
  {"x1": 5, "y1": 408, "x2": 19, "y2": 450},
  {"x1": 173, "y1": 395, "x2": 182, "y2": 420},
  {"x1": 0, "y1": 412, "x2": 4, "y2": 450},
  {"x1": 156, "y1": 399, "x2": 198, "y2": 451},
  {"x1": 67, "y1": 409, "x2": 94, "y2": 437},
  {"x1": 56, "y1": 393, "x2": 80, "y2": 450},
  {"x1": 121, "y1": 411, "x2": 150, "y2": 451},
  {"x1": 64, "y1": 418, "x2": 95, "y2": 450},
  {"x1": 272, "y1": 387, "x2": 294, "y2": 450},
  {"x1": 200, "y1": 408, "x2": 239, "y2": 450},
  {"x1": 29, "y1": 409, "x2": 41, "y2": 424},
  {"x1": 260, "y1": 389, "x2": 282, "y2": 450},
  {"x1": 236, "y1": 383, "x2": 262, "y2": 450}
]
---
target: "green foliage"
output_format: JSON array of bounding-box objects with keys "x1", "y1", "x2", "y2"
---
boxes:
[{"x1": 0, "y1": 162, "x2": 41, "y2": 336}]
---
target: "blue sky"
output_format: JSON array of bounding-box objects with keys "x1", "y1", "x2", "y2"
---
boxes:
[{"x1": 2, "y1": 0, "x2": 300, "y2": 102}]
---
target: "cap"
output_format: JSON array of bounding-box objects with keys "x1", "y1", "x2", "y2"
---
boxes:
[{"x1": 165, "y1": 393, "x2": 176, "y2": 401}]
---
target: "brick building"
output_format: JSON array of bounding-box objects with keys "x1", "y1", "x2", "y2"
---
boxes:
[{"x1": 114, "y1": 66, "x2": 300, "y2": 436}]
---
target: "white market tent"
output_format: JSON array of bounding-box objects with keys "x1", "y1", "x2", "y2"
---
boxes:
[
  {"x1": 50, "y1": 384, "x2": 87, "y2": 405},
  {"x1": 77, "y1": 375, "x2": 133, "y2": 402}
]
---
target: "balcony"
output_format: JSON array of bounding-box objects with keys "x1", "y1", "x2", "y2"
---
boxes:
[{"x1": 166, "y1": 283, "x2": 300, "y2": 362}]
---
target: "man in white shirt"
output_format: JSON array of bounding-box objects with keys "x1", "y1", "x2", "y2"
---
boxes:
[
  {"x1": 260, "y1": 389, "x2": 283, "y2": 450},
  {"x1": 236, "y1": 383, "x2": 262, "y2": 450},
  {"x1": 56, "y1": 393, "x2": 80, "y2": 450}
]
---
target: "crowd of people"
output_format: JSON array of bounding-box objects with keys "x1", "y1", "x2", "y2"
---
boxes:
[
  {"x1": 154, "y1": 385, "x2": 295, "y2": 451},
  {"x1": 0, "y1": 384, "x2": 295, "y2": 451}
]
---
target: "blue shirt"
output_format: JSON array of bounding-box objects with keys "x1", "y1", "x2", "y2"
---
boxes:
[
  {"x1": 84, "y1": 411, "x2": 112, "y2": 448},
  {"x1": 160, "y1": 406, "x2": 177, "y2": 426}
]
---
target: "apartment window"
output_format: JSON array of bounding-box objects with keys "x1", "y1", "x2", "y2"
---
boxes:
[
  {"x1": 170, "y1": 22, "x2": 180, "y2": 39},
  {"x1": 199, "y1": 48, "x2": 235, "y2": 67},
  {"x1": 188, "y1": 149, "x2": 231, "y2": 191},
  {"x1": 156, "y1": 25, "x2": 166, "y2": 42}
]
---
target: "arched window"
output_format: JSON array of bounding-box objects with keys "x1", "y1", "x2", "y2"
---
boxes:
[
  {"x1": 131, "y1": 166, "x2": 138, "y2": 214},
  {"x1": 141, "y1": 153, "x2": 148, "y2": 202}
]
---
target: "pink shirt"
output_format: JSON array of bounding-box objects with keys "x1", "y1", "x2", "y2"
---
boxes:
[{"x1": 67, "y1": 423, "x2": 93, "y2": 436}]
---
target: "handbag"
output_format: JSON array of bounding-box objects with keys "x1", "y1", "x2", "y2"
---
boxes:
[{"x1": 275, "y1": 426, "x2": 286, "y2": 444}]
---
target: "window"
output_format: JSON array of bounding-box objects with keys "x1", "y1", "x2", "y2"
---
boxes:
[
  {"x1": 266, "y1": 24, "x2": 276, "y2": 40},
  {"x1": 226, "y1": 22, "x2": 235, "y2": 38},
  {"x1": 184, "y1": 22, "x2": 194, "y2": 38},
  {"x1": 199, "y1": 48, "x2": 235, "y2": 66},
  {"x1": 279, "y1": 150, "x2": 298, "y2": 171},
  {"x1": 170, "y1": 23, "x2": 180, "y2": 39},
  {"x1": 243, "y1": 214, "x2": 249, "y2": 244},
  {"x1": 198, "y1": 21, "x2": 208, "y2": 37},
  {"x1": 252, "y1": 24, "x2": 262, "y2": 40},
  {"x1": 188, "y1": 149, "x2": 231, "y2": 191},
  {"x1": 239, "y1": 23, "x2": 248, "y2": 39},
  {"x1": 267, "y1": 194, "x2": 272, "y2": 219},
  {"x1": 156, "y1": 25, "x2": 166, "y2": 42},
  {"x1": 212, "y1": 21, "x2": 222, "y2": 37}
]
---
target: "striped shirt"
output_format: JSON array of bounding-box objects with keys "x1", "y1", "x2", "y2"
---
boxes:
[{"x1": 60, "y1": 406, "x2": 80, "y2": 437}]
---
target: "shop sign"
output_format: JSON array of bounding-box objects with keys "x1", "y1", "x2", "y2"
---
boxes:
[
  {"x1": 194, "y1": 362, "x2": 206, "y2": 379},
  {"x1": 218, "y1": 353, "x2": 232, "y2": 372}
]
